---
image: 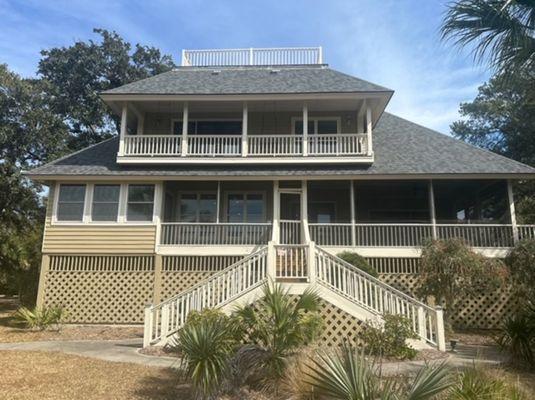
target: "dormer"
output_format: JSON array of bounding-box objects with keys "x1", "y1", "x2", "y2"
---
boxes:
[{"x1": 100, "y1": 47, "x2": 393, "y2": 164}]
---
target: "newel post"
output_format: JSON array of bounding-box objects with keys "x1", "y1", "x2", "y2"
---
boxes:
[
  {"x1": 267, "y1": 241, "x2": 276, "y2": 281},
  {"x1": 143, "y1": 304, "x2": 153, "y2": 348},
  {"x1": 160, "y1": 304, "x2": 170, "y2": 340},
  {"x1": 308, "y1": 241, "x2": 316, "y2": 284},
  {"x1": 435, "y1": 306, "x2": 446, "y2": 352}
]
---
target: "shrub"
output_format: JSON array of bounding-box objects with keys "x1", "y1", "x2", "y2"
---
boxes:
[
  {"x1": 337, "y1": 251, "x2": 378, "y2": 277},
  {"x1": 234, "y1": 282, "x2": 323, "y2": 383},
  {"x1": 14, "y1": 306, "x2": 64, "y2": 330},
  {"x1": 505, "y1": 239, "x2": 535, "y2": 298},
  {"x1": 360, "y1": 314, "x2": 418, "y2": 360},
  {"x1": 418, "y1": 238, "x2": 507, "y2": 328},
  {"x1": 174, "y1": 308, "x2": 239, "y2": 399}
]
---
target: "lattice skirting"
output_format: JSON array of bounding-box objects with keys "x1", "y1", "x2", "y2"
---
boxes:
[{"x1": 40, "y1": 254, "x2": 516, "y2": 329}]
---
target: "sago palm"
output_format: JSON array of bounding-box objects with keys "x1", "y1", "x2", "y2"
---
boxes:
[{"x1": 441, "y1": 0, "x2": 535, "y2": 75}]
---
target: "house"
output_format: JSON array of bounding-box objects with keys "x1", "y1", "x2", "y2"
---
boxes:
[{"x1": 26, "y1": 47, "x2": 535, "y2": 351}]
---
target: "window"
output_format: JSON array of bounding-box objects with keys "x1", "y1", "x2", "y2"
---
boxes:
[
  {"x1": 179, "y1": 193, "x2": 217, "y2": 222},
  {"x1": 227, "y1": 193, "x2": 265, "y2": 223},
  {"x1": 127, "y1": 185, "x2": 155, "y2": 221},
  {"x1": 57, "y1": 184, "x2": 86, "y2": 221},
  {"x1": 172, "y1": 120, "x2": 242, "y2": 135},
  {"x1": 92, "y1": 185, "x2": 120, "y2": 221},
  {"x1": 309, "y1": 202, "x2": 336, "y2": 223},
  {"x1": 294, "y1": 118, "x2": 339, "y2": 134}
]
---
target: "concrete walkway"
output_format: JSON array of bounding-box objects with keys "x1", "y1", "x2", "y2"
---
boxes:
[
  {"x1": 0, "y1": 338, "x2": 179, "y2": 368},
  {"x1": 0, "y1": 339, "x2": 507, "y2": 373}
]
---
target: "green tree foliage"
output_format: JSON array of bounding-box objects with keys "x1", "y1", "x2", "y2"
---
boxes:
[
  {"x1": 38, "y1": 28, "x2": 176, "y2": 149},
  {"x1": 505, "y1": 239, "x2": 535, "y2": 297},
  {"x1": 417, "y1": 239, "x2": 507, "y2": 328},
  {"x1": 337, "y1": 251, "x2": 378, "y2": 277}
]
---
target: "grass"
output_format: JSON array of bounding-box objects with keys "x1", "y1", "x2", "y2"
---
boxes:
[
  {"x1": 0, "y1": 296, "x2": 142, "y2": 343},
  {"x1": 0, "y1": 350, "x2": 190, "y2": 400}
]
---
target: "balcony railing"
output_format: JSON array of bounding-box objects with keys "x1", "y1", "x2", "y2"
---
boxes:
[
  {"x1": 121, "y1": 133, "x2": 368, "y2": 158},
  {"x1": 160, "y1": 223, "x2": 272, "y2": 246}
]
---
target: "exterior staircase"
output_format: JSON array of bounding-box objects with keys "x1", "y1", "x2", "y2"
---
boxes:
[{"x1": 143, "y1": 242, "x2": 446, "y2": 351}]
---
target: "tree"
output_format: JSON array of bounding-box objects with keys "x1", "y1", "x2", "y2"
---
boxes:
[
  {"x1": 442, "y1": 0, "x2": 535, "y2": 77},
  {"x1": 38, "y1": 28, "x2": 176, "y2": 150}
]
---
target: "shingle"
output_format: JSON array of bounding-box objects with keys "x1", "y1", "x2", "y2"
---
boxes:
[
  {"x1": 25, "y1": 113, "x2": 535, "y2": 178},
  {"x1": 101, "y1": 66, "x2": 392, "y2": 95}
]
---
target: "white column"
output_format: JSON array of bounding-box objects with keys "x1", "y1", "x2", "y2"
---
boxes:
[
  {"x1": 366, "y1": 105, "x2": 373, "y2": 155},
  {"x1": 350, "y1": 180, "x2": 356, "y2": 247},
  {"x1": 272, "y1": 180, "x2": 280, "y2": 243},
  {"x1": 242, "y1": 102, "x2": 248, "y2": 157},
  {"x1": 428, "y1": 180, "x2": 437, "y2": 239},
  {"x1": 303, "y1": 103, "x2": 309, "y2": 156},
  {"x1": 180, "y1": 102, "x2": 189, "y2": 156},
  {"x1": 507, "y1": 180, "x2": 519, "y2": 244},
  {"x1": 216, "y1": 181, "x2": 221, "y2": 223},
  {"x1": 435, "y1": 306, "x2": 446, "y2": 352},
  {"x1": 301, "y1": 180, "x2": 310, "y2": 243},
  {"x1": 153, "y1": 182, "x2": 164, "y2": 252},
  {"x1": 119, "y1": 103, "x2": 128, "y2": 156}
]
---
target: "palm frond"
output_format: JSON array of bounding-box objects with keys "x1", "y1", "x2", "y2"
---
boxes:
[{"x1": 405, "y1": 361, "x2": 452, "y2": 400}]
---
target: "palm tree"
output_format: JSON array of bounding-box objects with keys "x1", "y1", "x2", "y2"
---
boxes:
[
  {"x1": 304, "y1": 343, "x2": 452, "y2": 400},
  {"x1": 441, "y1": 0, "x2": 535, "y2": 75}
]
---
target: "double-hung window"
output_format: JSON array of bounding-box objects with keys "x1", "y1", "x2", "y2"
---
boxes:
[
  {"x1": 127, "y1": 185, "x2": 155, "y2": 221},
  {"x1": 92, "y1": 184, "x2": 120, "y2": 222},
  {"x1": 57, "y1": 184, "x2": 86, "y2": 221},
  {"x1": 178, "y1": 193, "x2": 217, "y2": 222},
  {"x1": 227, "y1": 193, "x2": 265, "y2": 223}
]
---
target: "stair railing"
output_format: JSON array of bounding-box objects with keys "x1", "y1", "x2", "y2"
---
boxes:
[{"x1": 314, "y1": 245, "x2": 445, "y2": 350}]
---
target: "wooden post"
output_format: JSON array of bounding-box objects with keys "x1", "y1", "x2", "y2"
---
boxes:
[
  {"x1": 152, "y1": 254, "x2": 164, "y2": 304},
  {"x1": 216, "y1": 181, "x2": 221, "y2": 223},
  {"x1": 160, "y1": 304, "x2": 170, "y2": 340},
  {"x1": 119, "y1": 103, "x2": 127, "y2": 156},
  {"x1": 366, "y1": 105, "x2": 373, "y2": 155},
  {"x1": 301, "y1": 180, "x2": 310, "y2": 243},
  {"x1": 303, "y1": 103, "x2": 309, "y2": 156},
  {"x1": 417, "y1": 306, "x2": 426, "y2": 343},
  {"x1": 272, "y1": 180, "x2": 280, "y2": 243},
  {"x1": 143, "y1": 304, "x2": 153, "y2": 348},
  {"x1": 181, "y1": 102, "x2": 189, "y2": 156},
  {"x1": 350, "y1": 180, "x2": 356, "y2": 247},
  {"x1": 35, "y1": 255, "x2": 50, "y2": 308},
  {"x1": 242, "y1": 102, "x2": 248, "y2": 157},
  {"x1": 507, "y1": 180, "x2": 519, "y2": 244},
  {"x1": 435, "y1": 306, "x2": 446, "y2": 352},
  {"x1": 308, "y1": 241, "x2": 316, "y2": 284},
  {"x1": 428, "y1": 180, "x2": 437, "y2": 240},
  {"x1": 267, "y1": 241, "x2": 276, "y2": 280}
]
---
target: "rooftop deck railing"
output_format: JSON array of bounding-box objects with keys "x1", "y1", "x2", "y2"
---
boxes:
[{"x1": 123, "y1": 133, "x2": 368, "y2": 158}]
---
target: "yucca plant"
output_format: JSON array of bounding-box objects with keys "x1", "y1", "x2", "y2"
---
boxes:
[
  {"x1": 234, "y1": 282, "x2": 323, "y2": 383},
  {"x1": 174, "y1": 309, "x2": 240, "y2": 399},
  {"x1": 304, "y1": 342, "x2": 451, "y2": 400},
  {"x1": 495, "y1": 307, "x2": 535, "y2": 368},
  {"x1": 14, "y1": 306, "x2": 65, "y2": 330}
]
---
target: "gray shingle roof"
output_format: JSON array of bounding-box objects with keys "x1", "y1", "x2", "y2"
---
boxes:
[
  {"x1": 25, "y1": 113, "x2": 535, "y2": 179},
  {"x1": 101, "y1": 66, "x2": 392, "y2": 95}
]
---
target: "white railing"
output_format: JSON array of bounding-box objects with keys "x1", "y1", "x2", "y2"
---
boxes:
[
  {"x1": 182, "y1": 47, "x2": 322, "y2": 67},
  {"x1": 187, "y1": 135, "x2": 242, "y2": 156},
  {"x1": 275, "y1": 244, "x2": 308, "y2": 280},
  {"x1": 124, "y1": 135, "x2": 182, "y2": 156},
  {"x1": 160, "y1": 223, "x2": 272, "y2": 246},
  {"x1": 355, "y1": 224, "x2": 434, "y2": 247},
  {"x1": 518, "y1": 225, "x2": 535, "y2": 241},
  {"x1": 309, "y1": 223, "x2": 353, "y2": 246},
  {"x1": 144, "y1": 247, "x2": 268, "y2": 346},
  {"x1": 309, "y1": 134, "x2": 367, "y2": 156},
  {"x1": 280, "y1": 220, "x2": 302, "y2": 244},
  {"x1": 248, "y1": 135, "x2": 303, "y2": 156},
  {"x1": 436, "y1": 224, "x2": 514, "y2": 247},
  {"x1": 315, "y1": 245, "x2": 445, "y2": 349}
]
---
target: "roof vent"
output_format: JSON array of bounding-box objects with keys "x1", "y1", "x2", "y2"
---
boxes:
[{"x1": 212, "y1": 70, "x2": 221, "y2": 75}]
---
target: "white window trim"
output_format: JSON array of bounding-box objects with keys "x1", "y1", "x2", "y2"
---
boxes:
[
  {"x1": 224, "y1": 191, "x2": 267, "y2": 223},
  {"x1": 291, "y1": 116, "x2": 341, "y2": 135},
  {"x1": 170, "y1": 118, "x2": 243, "y2": 135},
  {"x1": 52, "y1": 182, "x2": 159, "y2": 226},
  {"x1": 176, "y1": 191, "x2": 218, "y2": 222}
]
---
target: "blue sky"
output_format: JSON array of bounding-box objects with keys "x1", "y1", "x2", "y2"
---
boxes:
[{"x1": 0, "y1": 0, "x2": 490, "y2": 133}]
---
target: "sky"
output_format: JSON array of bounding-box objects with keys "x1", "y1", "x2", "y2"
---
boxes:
[{"x1": 0, "y1": 0, "x2": 490, "y2": 134}]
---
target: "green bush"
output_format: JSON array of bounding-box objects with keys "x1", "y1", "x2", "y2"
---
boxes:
[
  {"x1": 360, "y1": 314, "x2": 418, "y2": 360},
  {"x1": 337, "y1": 251, "x2": 378, "y2": 277},
  {"x1": 14, "y1": 306, "x2": 65, "y2": 330},
  {"x1": 174, "y1": 308, "x2": 239, "y2": 399},
  {"x1": 505, "y1": 239, "x2": 535, "y2": 298}
]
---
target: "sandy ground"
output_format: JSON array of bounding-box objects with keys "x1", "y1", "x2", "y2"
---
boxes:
[{"x1": 0, "y1": 297, "x2": 143, "y2": 343}]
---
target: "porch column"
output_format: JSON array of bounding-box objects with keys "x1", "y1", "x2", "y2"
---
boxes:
[
  {"x1": 428, "y1": 180, "x2": 437, "y2": 239},
  {"x1": 350, "y1": 180, "x2": 356, "y2": 247},
  {"x1": 180, "y1": 102, "x2": 189, "y2": 156},
  {"x1": 303, "y1": 102, "x2": 309, "y2": 156},
  {"x1": 272, "y1": 180, "x2": 280, "y2": 243},
  {"x1": 119, "y1": 103, "x2": 127, "y2": 156},
  {"x1": 301, "y1": 180, "x2": 310, "y2": 243},
  {"x1": 216, "y1": 181, "x2": 221, "y2": 223},
  {"x1": 242, "y1": 102, "x2": 248, "y2": 157},
  {"x1": 366, "y1": 105, "x2": 373, "y2": 156},
  {"x1": 507, "y1": 180, "x2": 519, "y2": 244}
]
